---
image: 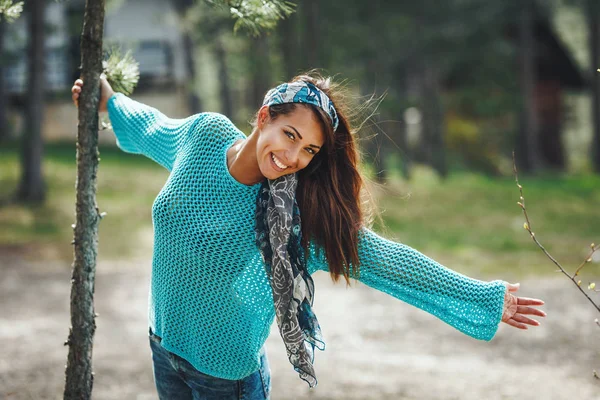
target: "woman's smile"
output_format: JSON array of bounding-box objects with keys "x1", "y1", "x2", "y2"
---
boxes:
[{"x1": 270, "y1": 152, "x2": 290, "y2": 172}]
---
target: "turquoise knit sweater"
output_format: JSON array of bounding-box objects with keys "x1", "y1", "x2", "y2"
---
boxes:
[{"x1": 107, "y1": 93, "x2": 508, "y2": 380}]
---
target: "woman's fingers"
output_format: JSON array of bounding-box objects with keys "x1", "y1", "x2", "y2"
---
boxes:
[
  {"x1": 517, "y1": 305, "x2": 546, "y2": 317},
  {"x1": 72, "y1": 79, "x2": 83, "y2": 106},
  {"x1": 506, "y1": 282, "x2": 520, "y2": 292},
  {"x1": 511, "y1": 313, "x2": 540, "y2": 326},
  {"x1": 505, "y1": 318, "x2": 528, "y2": 330},
  {"x1": 517, "y1": 297, "x2": 544, "y2": 306}
]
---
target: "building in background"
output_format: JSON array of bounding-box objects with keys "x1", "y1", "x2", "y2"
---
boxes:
[{"x1": 2, "y1": 0, "x2": 192, "y2": 143}]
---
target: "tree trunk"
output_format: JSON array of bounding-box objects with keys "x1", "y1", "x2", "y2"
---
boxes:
[
  {"x1": 249, "y1": 35, "x2": 270, "y2": 109},
  {"x1": 515, "y1": 0, "x2": 540, "y2": 173},
  {"x1": 0, "y1": 18, "x2": 8, "y2": 143},
  {"x1": 182, "y1": 31, "x2": 202, "y2": 114},
  {"x1": 16, "y1": 0, "x2": 46, "y2": 202},
  {"x1": 278, "y1": 15, "x2": 296, "y2": 80},
  {"x1": 590, "y1": 0, "x2": 600, "y2": 173},
  {"x1": 395, "y1": 79, "x2": 412, "y2": 180},
  {"x1": 214, "y1": 34, "x2": 233, "y2": 117},
  {"x1": 422, "y1": 65, "x2": 448, "y2": 178},
  {"x1": 302, "y1": 0, "x2": 319, "y2": 69},
  {"x1": 63, "y1": 0, "x2": 105, "y2": 398}
]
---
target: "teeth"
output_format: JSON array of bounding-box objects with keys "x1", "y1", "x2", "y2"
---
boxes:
[{"x1": 272, "y1": 153, "x2": 288, "y2": 169}]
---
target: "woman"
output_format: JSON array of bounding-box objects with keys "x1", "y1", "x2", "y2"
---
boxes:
[{"x1": 72, "y1": 72, "x2": 545, "y2": 400}]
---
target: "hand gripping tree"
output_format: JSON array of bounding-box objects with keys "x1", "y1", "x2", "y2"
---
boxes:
[{"x1": 63, "y1": 1, "x2": 295, "y2": 399}]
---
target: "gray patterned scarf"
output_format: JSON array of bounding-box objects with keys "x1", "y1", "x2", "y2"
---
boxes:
[{"x1": 255, "y1": 173, "x2": 325, "y2": 388}]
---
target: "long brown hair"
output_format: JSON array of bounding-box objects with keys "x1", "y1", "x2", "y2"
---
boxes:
[{"x1": 255, "y1": 72, "x2": 368, "y2": 286}]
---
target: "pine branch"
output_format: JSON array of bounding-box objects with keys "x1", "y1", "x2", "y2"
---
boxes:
[
  {"x1": 0, "y1": 0, "x2": 23, "y2": 23},
  {"x1": 207, "y1": 0, "x2": 296, "y2": 36},
  {"x1": 102, "y1": 47, "x2": 139, "y2": 96}
]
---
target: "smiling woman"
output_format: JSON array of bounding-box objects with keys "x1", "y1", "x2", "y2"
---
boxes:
[{"x1": 71, "y1": 71, "x2": 546, "y2": 400}]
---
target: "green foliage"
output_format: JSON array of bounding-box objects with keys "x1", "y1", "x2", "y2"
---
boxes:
[
  {"x1": 102, "y1": 47, "x2": 139, "y2": 96},
  {"x1": 0, "y1": 0, "x2": 23, "y2": 22},
  {"x1": 207, "y1": 0, "x2": 296, "y2": 36}
]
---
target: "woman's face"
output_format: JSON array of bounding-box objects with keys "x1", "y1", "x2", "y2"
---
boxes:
[{"x1": 255, "y1": 105, "x2": 325, "y2": 180}]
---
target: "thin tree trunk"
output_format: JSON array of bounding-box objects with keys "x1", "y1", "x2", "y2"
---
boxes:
[
  {"x1": 516, "y1": 0, "x2": 540, "y2": 173},
  {"x1": 182, "y1": 32, "x2": 202, "y2": 113},
  {"x1": 170, "y1": 0, "x2": 202, "y2": 114},
  {"x1": 278, "y1": 15, "x2": 296, "y2": 80},
  {"x1": 16, "y1": 0, "x2": 46, "y2": 202},
  {"x1": 0, "y1": 19, "x2": 8, "y2": 143},
  {"x1": 396, "y1": 79, "x2": 412, "y2": 180},
  {"x1": 590, "y1": 0, "x2": 600, "y2": 173},
  {"x1": 214, "y1": 34, "x2": 233, "y2": 117},
  {"x1": 302, "y1": 0, "x2": 319, "y2": 68},
  {"x1": 63, "y1": 0, "x2": 105, "y2": 398},
  {"x1": 423, "y1": 65, "x2": 447, "y2": 178},
  {"x1": 249, "y1": 35, "x2": 270, "y2": 109}
]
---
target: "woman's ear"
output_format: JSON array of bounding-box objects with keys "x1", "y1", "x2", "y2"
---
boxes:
[{"x1": 257, "y1": 105, "x2": 270, "y2": 130}]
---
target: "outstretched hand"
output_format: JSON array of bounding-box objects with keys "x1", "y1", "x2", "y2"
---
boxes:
[{"x1": 501, "y1": 282, "x2": 546, "y2": 330}]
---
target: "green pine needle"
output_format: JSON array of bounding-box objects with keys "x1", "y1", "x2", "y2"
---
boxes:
[
  {"x1": 0, "y1": 0, "x2": 23, "y2": 23},
  {"x1": 102, "y1": 48, "x2": 140, "y2": 96},
  {"x1": 207, "y1": 0, "x2": 296, "y2": 36}
]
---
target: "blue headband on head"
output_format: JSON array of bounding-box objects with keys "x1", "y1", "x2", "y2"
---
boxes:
[{"x1": 262, "y1": 81, "x2": 339, "y2": 132}]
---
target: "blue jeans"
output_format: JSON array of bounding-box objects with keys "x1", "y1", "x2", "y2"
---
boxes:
[{"x1": 148, "y1": 327, "x2": 271, "y2": 400}]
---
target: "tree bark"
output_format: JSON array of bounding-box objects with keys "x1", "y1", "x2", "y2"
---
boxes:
[
  {"x1": 302, "y1": 0, "x2": 319, "y2": 69},
  {"x1": 516, "y1": 0, "x2": 540, "y2": 173},
  {"x1": 249, "y1": 35, "x2": 270, "y2": 109},
  {"x1": 0, "y1": 19, "x2": 8, "y2": 143},
  {"x1": 422, "y1": 65, "x2": 448, "y2": 178},
  {"x1": 590, "y1": 0, "x2": 600, "y2": 173},
  {"x1": 214, "y1": 34, "x2": 233, "y2": 117},
  {"x1": 16, "y1": 0, "x2": 46, "y2": 202},
  {"x1": 278, "y1": 15, "x2": 296, "y2": 80},
  {"x1": 171, "y1": 0, "x2": 203, "y2": 114},
  {"x1": 63, "y1": 0, "x2": 105, "y2": 398},
  {"x1": 182, "y1": 31, "x2": 202, "y2": 114}
]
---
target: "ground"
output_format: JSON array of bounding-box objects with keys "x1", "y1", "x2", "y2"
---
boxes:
[{"x1": 1, "y1": 251, "x2": 599, "y2": 400}]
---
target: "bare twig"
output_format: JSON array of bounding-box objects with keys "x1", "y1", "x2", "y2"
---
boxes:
[{"x1": 512, "y1": 152, "x2": 600, "y2": 314}]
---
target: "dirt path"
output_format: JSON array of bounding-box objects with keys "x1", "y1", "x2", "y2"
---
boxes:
[{"x1": 1, "y1": 254, "x2": 599, "y2": 400}]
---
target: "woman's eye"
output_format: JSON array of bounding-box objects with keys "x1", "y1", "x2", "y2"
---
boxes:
[
  {"x1": 305, "y1": 148, "x2": 315, "y2": 155},
  {"x1": 284, "y1": 130, "x2": 295, "y2": 140}
]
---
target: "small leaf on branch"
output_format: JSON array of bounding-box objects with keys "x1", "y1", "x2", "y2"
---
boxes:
[
  {"x1": 589, "y1": 282, "x2": 596, "y2": 290},
  {"x1": 577, "y1": 280, "x2": 582, "y2": 286},
  {"x1": 517, "y1": 202, "x2": 524, "y2": 208},
  {"x1": 523, "y1": 222, "x2": 529, "y2": 230}
]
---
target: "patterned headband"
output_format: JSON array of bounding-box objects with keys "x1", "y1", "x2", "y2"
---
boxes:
[{"x1": 262, "y1": 81, "x2": 339, "y2": 132}]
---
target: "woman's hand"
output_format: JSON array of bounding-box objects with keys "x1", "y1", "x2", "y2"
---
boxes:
[
  {"x1": 71, "y1": 75, "x2": 114, "y2": 112},
  {"x1": 501, "y1": 282, "x2": 546, "y2": 330}
]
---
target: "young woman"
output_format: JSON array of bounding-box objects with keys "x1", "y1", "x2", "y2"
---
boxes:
[{"x1": 72, "y1": 72, "x2": 546, "y2": 400}]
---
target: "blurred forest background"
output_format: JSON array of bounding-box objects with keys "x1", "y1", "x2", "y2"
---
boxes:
[
  {"x1": 2, "y1": 1, "x2": 600, "y2": 399},
  {"x1": 1, "y1": 0, "x2": 599, "y2": 272}
]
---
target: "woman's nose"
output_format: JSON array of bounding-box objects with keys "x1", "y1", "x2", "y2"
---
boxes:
[{"x1": 284, "y1": 147, "x2": 300, "y2": 168}]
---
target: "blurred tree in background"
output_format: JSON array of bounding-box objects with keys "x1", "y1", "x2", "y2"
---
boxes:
[{"x1": 2, "y1": 0, "x2": 599, "y2": 203}]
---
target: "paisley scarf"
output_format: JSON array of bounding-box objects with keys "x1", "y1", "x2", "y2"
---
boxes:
[{"x1": 255, "y1": 173, "x2": 325, "y2": 388}]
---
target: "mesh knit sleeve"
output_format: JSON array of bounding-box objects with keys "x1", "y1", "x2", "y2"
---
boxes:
[
  {"x1": 308, "y1": 228, "x2": 508, "y2": 341},
  {"x1": 107, "y1": 93, "x2": 200, "y2": 171}
]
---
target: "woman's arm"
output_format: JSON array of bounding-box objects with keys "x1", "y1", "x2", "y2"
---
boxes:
[
  {"x1": 308, "y1": 227, "x2": 508, "y2": 341},
  {"x1": 106, "y1": 93, "x2": 200, "y2": 171},
  {"x1": 72, "y1": 77, "x2": 200, "y2": 172}
]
